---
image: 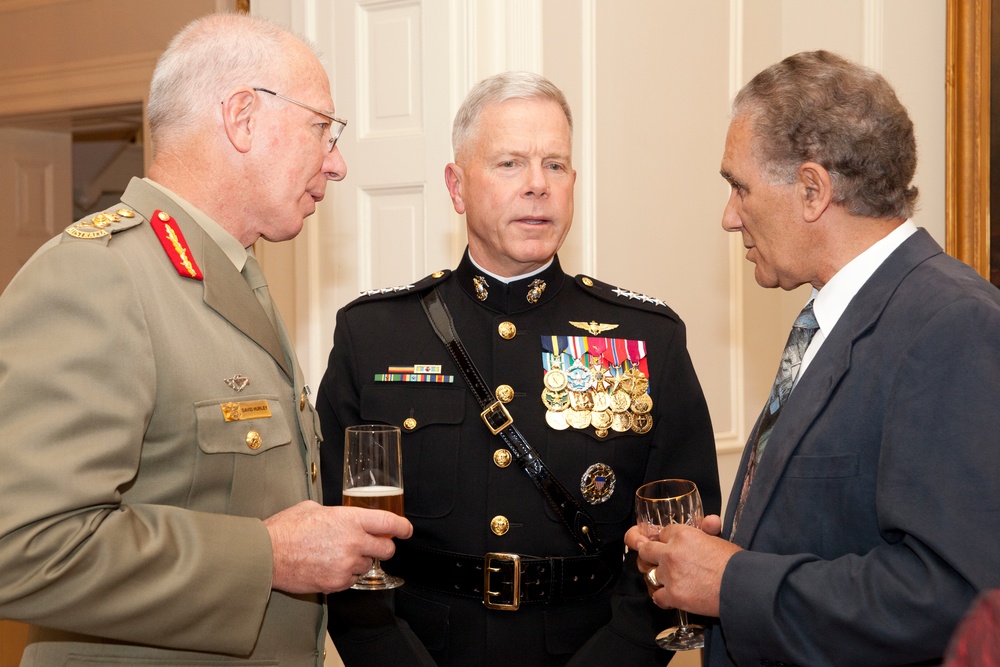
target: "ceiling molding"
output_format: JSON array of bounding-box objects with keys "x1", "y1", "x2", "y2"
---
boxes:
[{"x1": 0, "y1": 51, "x2": 158, "y2": 118}]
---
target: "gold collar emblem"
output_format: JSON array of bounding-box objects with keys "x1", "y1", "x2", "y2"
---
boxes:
[
  {"x1": 473, "y1": 275, "x2": 489, "y2": 301},
  {"x1": 526, "y1": 279, "x2": 546, "y2": 304}
]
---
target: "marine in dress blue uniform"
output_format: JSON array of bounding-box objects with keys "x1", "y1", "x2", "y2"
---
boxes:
[{"x1": 318, "y1": 251, "x2": 720, "y2": 666}]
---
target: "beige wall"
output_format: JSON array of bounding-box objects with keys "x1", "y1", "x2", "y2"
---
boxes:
[{"x1": 535, "y1": 1, "x2": 947, "y2": 513}]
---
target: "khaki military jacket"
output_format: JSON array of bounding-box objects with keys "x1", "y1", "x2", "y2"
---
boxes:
[{"x1": 0, "y1": 178, "x2": 328, "y2": 665}]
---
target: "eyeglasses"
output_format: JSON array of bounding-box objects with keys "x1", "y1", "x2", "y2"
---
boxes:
[{"x1": 253, "y1": 87, "x2": 347, "y2": 152}]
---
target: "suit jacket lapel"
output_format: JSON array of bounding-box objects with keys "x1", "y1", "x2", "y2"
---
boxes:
[
  {"x1": 120, "y1": 178, "x2": 291, "y2": 378},
  {"x1": 731, "y1": 229, "x2": 943, "y2": 546}
]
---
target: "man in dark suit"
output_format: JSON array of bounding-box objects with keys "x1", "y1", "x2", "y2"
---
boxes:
[
  {"x1": 626, "y1": 50, "x2": 1000, "y2": 666},
  {"x1": 0, "y1": 14, "x2": 411, "y2": 666},
  {"x1": 317, "y1": 71, "x2": 721, "y2": 666}
]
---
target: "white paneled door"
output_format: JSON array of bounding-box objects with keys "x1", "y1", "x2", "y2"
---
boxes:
[
  {"x1": 255, "y1": 0, "x2": 463, "y2": 386},
  {"x1": 325, "y1": 0, "x2": 459, "y2": 305}
]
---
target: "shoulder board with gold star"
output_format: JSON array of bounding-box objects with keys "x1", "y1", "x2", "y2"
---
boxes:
[
  {"x1": 62, "y1": 207, "x2": 143, "y2": 245},
  {"x1": 346, "y1": 269, "x2": 451, "y2": 309},
  {"x1": 573, "y1": 274, "x2": 680, "y2": 321}
]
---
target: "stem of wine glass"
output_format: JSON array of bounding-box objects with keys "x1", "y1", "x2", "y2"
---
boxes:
[{"x1": 676, "y1": 610, "x2": 692, "y2": 634}]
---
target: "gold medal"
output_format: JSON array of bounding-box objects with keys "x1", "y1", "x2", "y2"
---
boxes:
[
  {"x1": 609, "y1": 390, "x2": 632, "y2": 413},
  {"x1": 631, "y1": 393, "x2": 653, "y2": 414},
  {"x1": 566, "y1": 409, "x2": 592, "y2": 430},
  {"x1": 580, "y1": 463, "x2": 616, "y2": 504},
  {"x1": 631, "y1": 412, "x2": 653, "y2": 434},
  {"x1": 592, "y1": 390, "x2": 611, "y2": 412},
  {"x1": 544, "y1": 367, "x2": 568, "y2": 391},
  {"x1": 570, "y1": 390, "x2": 595, "y2": 411},
  {"x1": 611, "y1": 411, "x2": 633, "y2": 432},
  {"x1": 541, "y1": 388, "x2": 570, "y2": 411},
  {"x1": 546, "y1": 409, "x2": 569, "y2": 430},
  {"x1": 630, "y1": 370, "x2": 649, "y2": 395},
  {"x1": 590, "y1": 409, "x2": 613, "y2": 430}
]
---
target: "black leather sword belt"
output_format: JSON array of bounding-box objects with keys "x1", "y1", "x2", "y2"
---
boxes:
[
  {"x1": 419, "y1": 288, "x2": 603, "y2": 555},
  {"x1": 392, "y1": 543, "x2": 624, "y2": 611}
]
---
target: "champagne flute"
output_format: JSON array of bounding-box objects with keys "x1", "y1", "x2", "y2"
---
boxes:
[
  {"x1": 342, "y1": 424, "x2": 404, "y2": 590},
  {"x1": 634, "y1": 479, "x2": 705, "y2": 651}
]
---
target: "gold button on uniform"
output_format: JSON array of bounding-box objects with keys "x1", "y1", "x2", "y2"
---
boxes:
[
  {"x1": 493, "y1": 448, "x2": 512, "y2": 468},
  {"x1": 403, "y1": 417, "x2": 417, "y2": 431},
  {"x1": 432, "y1": 271, "x2": 445, "y2": 278},
  {"x1": 582, "y1": 277, "x2": 594, "y2": 287},
  {"x1": 495, "y1": 384, "x2": 514, "y2": 404},
  {"x1": 490, "y1": 515, "x2": 510, "y2": 536},
  {"x1": 299, "y1": 391, "x2": 307, "y2": 411},
  {"x1": 246, "y1": 430, "x2": 262, "y2": 449},
  {"x1": 311, "y1": 462, "x2": 318, "y2": 482},
  {"x1": 498, "y1": 321, "x2": 516, "y2": 339}
]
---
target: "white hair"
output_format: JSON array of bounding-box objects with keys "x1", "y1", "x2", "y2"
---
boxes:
[
  {"x1": 452, "y1": 71, "x2": 573, "y2": 159},
  {"x1": 147, "y1": 13, "x2": 321, "y2": 152}
]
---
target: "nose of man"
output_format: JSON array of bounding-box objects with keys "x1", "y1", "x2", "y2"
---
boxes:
[
  {"x1": 325, "y1": 146, "x2": 348, "y2": 182},
  {"x1": 721, "y1": 192, "x2": 742, "y2": 232},
  {"x1": 523, "y1": 163, "x2": 550, "y2": 198}
]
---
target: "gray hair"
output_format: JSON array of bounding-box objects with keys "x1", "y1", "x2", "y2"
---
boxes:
[
  {"x1": 452, "y1": 71, "x2": 572, "y2": 158},
  {"x1": 147, "y1": 13, "x2": 320, "y2": 152},
  {"x1": 732, "y1": 50, "x2": 918, "y2": 219}
]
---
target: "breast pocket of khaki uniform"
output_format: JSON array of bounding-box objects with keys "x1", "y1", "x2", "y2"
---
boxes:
[
  {"x1": 360, "y1": 383, "x2": 465, "y2": 518},
  {"x1": 193, "y1": 395, "x2": 294, "y2": 515}
]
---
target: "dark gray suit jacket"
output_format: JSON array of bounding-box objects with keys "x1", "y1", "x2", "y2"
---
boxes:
[{"x1": 708, "y1": 229, "x2": 1000, "y2": 666}]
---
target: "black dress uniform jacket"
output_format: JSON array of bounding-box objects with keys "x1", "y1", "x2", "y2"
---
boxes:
[{"x1": 318, "y1": 251, "x2": 720, "y2": 666}]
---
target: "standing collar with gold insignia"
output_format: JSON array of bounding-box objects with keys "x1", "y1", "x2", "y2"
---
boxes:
[{"x1": 455, "y1": 249, "x2": 566, "y2": 314}]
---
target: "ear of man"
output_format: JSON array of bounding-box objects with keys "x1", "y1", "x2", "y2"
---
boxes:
[
  {"x1": 221, "y1": 87, "x2": 258, "y2": 154},
  {"x1": 444, "y1": 163, "x2": 466, "y2": 215},
  {"x1": 797, "y1": 161, "x2": 833, "y2": 223}
]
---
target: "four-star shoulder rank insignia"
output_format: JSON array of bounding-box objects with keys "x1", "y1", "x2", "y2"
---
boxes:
[{"x1": 611, "y1": 286, "x2": 667, "y2": 307}]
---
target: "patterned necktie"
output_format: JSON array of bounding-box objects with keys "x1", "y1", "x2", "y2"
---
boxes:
[
  {"x1": 242, "y1": 254, "x2": 278, "y2": 332},
  {"x1": 731, "y1": 299, "x2": 819, "y2": 539}
]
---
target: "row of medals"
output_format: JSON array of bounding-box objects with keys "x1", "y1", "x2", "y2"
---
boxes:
[{"x1": 541, "y1": 362, "x2": 653, "y2": 437}]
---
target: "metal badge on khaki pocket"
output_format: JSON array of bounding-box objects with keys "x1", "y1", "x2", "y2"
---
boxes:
[
  {"x1": 221, "y1": 400, "x2": 272, "y2": 422},
  {"x1": 245, "y1": 430, "x2": 262, "y2": 450}
]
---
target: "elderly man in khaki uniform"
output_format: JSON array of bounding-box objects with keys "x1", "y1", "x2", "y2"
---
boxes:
[{"x1": 0, "y1": 13, "x2": 410, "y2": 666}]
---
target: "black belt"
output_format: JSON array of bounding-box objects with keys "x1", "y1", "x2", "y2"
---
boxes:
[
  {"x1": 392, "y1": 543, "x2": 623, "y2": 611},
  {"x1": 419, "y1": 289, "x2": 602, "y2": 555}
]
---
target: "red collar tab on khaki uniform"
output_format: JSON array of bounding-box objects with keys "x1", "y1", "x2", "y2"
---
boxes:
[{"x1": 151, "y1": 210, "x2": 203, "y2": 280}]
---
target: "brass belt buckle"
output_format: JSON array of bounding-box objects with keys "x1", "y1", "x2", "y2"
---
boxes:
[
  {"x1": 484, "y1": 552, "x2": 521, "y2": 610},
  {"x1": 480, "y1": 401, "x2": 513, "y2": 435}
]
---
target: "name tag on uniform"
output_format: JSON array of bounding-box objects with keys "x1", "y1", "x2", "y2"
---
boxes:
[{"x1": 221, "y1": 400, "x2": 272, "y2": 422}]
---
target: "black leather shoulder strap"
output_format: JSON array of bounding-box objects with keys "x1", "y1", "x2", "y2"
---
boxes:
[{"x1": 420, "y1": 288, "x2": 603, "y2": 554}]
